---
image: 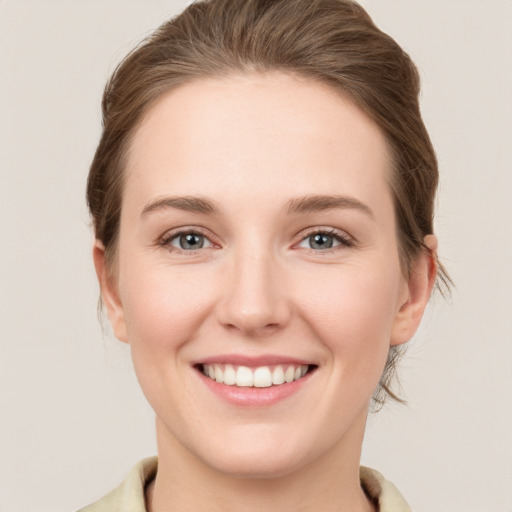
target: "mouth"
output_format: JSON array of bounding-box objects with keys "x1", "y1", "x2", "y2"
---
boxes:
[{"x1": 197, "y1": 362, "x2": 317, "y2": 388}]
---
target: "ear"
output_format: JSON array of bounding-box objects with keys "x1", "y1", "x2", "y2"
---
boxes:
[
  {"x1": 390, "y1": 235, "x2": 438, "y2": 346},
  {"x1": 92, "y1": 240, "x2": 128, "y2": 343}
]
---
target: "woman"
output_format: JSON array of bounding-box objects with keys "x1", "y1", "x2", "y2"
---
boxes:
[{"x1": 80, "y1": 0, "x2": 448, "y2": 510}]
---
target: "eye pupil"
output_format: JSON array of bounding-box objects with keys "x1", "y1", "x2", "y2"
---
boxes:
[
  {"x1": 310, "y1": 233, "x2": 333, "y2": 249},
  {"x1": 180, "y1": 233, "x2": 204, "y2": 250}
]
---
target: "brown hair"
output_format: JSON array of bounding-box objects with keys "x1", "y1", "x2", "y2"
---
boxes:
[{"x1": 87, "y1": 0, "x2": 450, "y2": 406}]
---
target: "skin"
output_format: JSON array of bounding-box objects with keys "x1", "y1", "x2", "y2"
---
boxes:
[{"x1": 94, "y1": 72, "x2": 437, "y2": 512}]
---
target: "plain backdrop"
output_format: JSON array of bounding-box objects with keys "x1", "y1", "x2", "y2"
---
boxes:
[{"x1": 1, "y1": 1, "x2": 511, "y2": 511}]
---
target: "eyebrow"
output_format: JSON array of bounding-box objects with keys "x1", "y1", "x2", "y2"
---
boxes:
[
  {"x1": 285, "y1": 194, "x2": 374, "y2": 218},
  {"x1": 141, "y1": 194, "x2": 374, "y2": 218},
  {"x1": 141, "y1": 196, "x2": 220, "y2": 217}
]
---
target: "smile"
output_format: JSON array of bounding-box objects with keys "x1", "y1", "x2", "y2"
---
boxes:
[{"x1": 201, "y1": 363, "x2": 311, "y2": 388}]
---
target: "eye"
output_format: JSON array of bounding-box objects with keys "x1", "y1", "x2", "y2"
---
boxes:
[
  {"x1": 162, "y1": 231, "x2": 214, "y2": 252},
  {"x1": 297, "y1": 229, "x2": 353, "y2": 251}
]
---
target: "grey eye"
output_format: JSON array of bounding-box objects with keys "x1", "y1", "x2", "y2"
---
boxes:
[
  {"x1": 297, "y1": 230, "x2": 351, "y2": 251},
  {"x1": 308, "y1": 233, "x2": 334, "y2": 250},
  {"x1": 170, "y1": 233, "x2": 210, "y2": 250}
]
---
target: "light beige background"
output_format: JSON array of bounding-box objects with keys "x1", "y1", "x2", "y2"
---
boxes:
[{"x1": 1, "y1": 1, "x2": 511, "y2": 511}]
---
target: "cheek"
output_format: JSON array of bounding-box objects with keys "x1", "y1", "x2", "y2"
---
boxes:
[
  {"x1": 118, "y1": 250, "x2": 220, "y2": 363},
  {"x1": 299, "y1": 263, "x2": 402, "y2": 369},
  {"x1": 117, "y1": 261, "x2": 220, "y2": 413}
]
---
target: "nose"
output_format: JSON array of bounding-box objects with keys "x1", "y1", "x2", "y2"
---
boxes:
[{"x1": 215, "y1": 248, "x2": 291, "y2": 337}]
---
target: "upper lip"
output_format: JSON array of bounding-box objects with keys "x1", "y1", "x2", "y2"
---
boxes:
[{"x1": 193, "y1": 354, "x2": 315, "y2": 367}]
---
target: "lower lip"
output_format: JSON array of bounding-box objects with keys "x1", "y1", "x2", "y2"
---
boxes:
[{"x1": 197, "y1": 370, "x2": 314, "y2": 406}]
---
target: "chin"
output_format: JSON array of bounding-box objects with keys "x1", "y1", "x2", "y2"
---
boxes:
[
  {"x1": 189, "y1": 425, "x2": 318, "y2": 479},
  {"x1": 204, "y1": 447, "x2": 308, "y2": 480}
]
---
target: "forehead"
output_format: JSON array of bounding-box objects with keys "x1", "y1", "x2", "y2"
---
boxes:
[{"x1": 124, "y1": 72, "x2": 393, "y2": 217}]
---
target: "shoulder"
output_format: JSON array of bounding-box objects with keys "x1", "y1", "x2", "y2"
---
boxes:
[
  {"x1": 76, "y1": 457, "x2": 158, "y2": 512},
  {"x1": 360, "y1": 466, "x2": 412, "y2": 512}
]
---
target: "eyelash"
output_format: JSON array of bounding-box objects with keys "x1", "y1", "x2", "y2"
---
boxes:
[{"x1": 158, "y1": 227, "x2": 355, "y2": 255}]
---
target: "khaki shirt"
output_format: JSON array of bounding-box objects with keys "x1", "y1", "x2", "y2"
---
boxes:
[{"x1": 78, "y1": 457, "x2": 411, "y2": 512}]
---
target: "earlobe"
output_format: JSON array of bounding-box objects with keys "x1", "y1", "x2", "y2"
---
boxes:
[
  {"x1": 390, "y1": 235, "x2": 438, "y2": 346},
  {"x1": 92, "y1": 241, "x2": 129, "y2": 343}
]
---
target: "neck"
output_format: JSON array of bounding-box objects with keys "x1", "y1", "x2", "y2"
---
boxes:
[{"x1": 147, "y1": 413, "x2": 376, "y2": 512}]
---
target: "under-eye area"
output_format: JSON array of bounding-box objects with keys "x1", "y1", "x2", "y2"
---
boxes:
[{"x1": 195, "y1": 363, "x2": 318, "y2": 388}]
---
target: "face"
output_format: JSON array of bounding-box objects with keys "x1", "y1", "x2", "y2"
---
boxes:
[{"x1": 96, "y1": 72, "x2": 433, "y2": 478}]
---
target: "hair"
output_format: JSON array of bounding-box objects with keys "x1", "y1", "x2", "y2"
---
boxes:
[{"x1": 87, "y1": 0, "x2": 451, "y2": 406}]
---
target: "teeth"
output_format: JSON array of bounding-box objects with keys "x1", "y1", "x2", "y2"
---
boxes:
[
  {"x1": 272, "y1": 365, "x2": 285, "y2": 385},
  {"x1": 201, "y1": 363, "x2": 310, "y2": 387},
  {"x1": 223, "y1": 364, "x2": 236, "y2": 385},
  {"x1": 214, "y1": 364, "x2": 224, "y2": 383},
  {"x1": 253, "y1": 367, "x2": 272, "y2": 387},
  {"x1": 236, "y1": 366, "x2": 253, "y2": 387},
  {"x1": 284, "y1": 366, "x2": 295, "y2": 383}
]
